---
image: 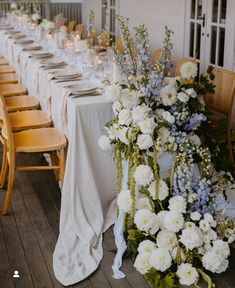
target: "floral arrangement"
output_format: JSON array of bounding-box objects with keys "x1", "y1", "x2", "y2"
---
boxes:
[
  {"x1": 99, "y1": 16, "x2": 235, "y2": 288},
  {"x1": 31, "y1": 0, "x2": 42, "y2": 25},
  {"x1": 87, "y1": 10, "x2": 95, "y2": 48},
  {"x1": 40, "y1": 19, "x2": 56, "y2": 35}
]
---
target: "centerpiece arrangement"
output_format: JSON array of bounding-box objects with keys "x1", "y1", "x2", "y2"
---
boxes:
[{"x1": 99, "y1": 16, "x2": 235, "y2": 288}]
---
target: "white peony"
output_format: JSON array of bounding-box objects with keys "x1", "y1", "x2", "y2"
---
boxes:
[
  {"x1": 112, "y1": 101, "x2": 122, "y2": 115},
  {"x1": 199, "y1": 219, "x2": 211, "y2": 232},
  {"x1": 118, "y1": 109, "x2": 132, "y2": 126},
  {"x1": 118, "y1": 127, "x2": 129, "y2": 144},
  {"x1": 162, "y1": 111, "x2": 175, "y2": 124},
  {"x1": 121, "y1": 89, "x2": 140, "y2": 109},
  {"x1": 177, "y1": 263, "x2": 199, "y2": 286},
  {"x1": 134, "y1": 209, "x2": 155, "y2": 232},
  {"x1": 164, "y1": 211, "x2": 184, "y2": 233},
  {"x1": 160, "y1": 85, "x2": 177, "y2": 106},
  {"x1": 136, "y1": 197, "x2": 152, "y2": 211},
  {"x1": 105, "y1": 84, "x2": 121, "y2": 101},
  {"x1": 148, "y1": 179, "x2": 169, "y2": 201},
  {"x1": 190, "y1": 211, "x2": 202, "y2": 221},
  {"x1": 156, "y1": 230, "x2": 178, "y2": 251},
  {"x1": 117, "y1": 190, "x2": 132, "y2": 213},
  {"x1": 138, "y1": 118, "x2": 156, "y2": 134},
  {"x1": 212, "y1": 240, "x2": 230, "y2": 258},
  {"x1": 180, "y1": 227, "x2": 203, "y2": 250},
  {"x1": 186, "y1": 88, "x2": 197, "y2": 98},
  {"x1": 134, "y1": 252, "x2": 151, "y2": 274},
  {"x1": 168, "y1": 195, "x2": 186, "y2": 214},
  {"x1": 149, "y1": 248, "x2": 172, "y2": 272},
  {"x1": 202, "y1": 251, "x2": 228, "y2": 273},
  {"x1": 98, "y1": 135, "x2": 112, "y2": 151},
  {"x1": 180, "y1": 62, "x2": 198, "y2": 80},
  {"x1": 134, "y1": 165, "x2": 154, "y2": 186},
  {"x1": 132, "y1": 104, "x2": 150, "y2": 123},
  {"x1": 137, "y1": 240, "x2": 156, "y2": 254},
  {"x1": 137, "y1": 134, "x2": 153, "y2": 150},
  {"x1": 177, "y1": 92, "x2": 189, "y2": 103}
]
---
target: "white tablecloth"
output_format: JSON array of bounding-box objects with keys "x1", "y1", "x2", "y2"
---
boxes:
[{"x1": 0, "y1": 29, "x2": 117, "y2": 286}]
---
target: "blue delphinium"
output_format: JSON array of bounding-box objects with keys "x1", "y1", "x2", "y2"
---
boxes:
[{"x1": 184, "y1": 113, "x2": 207, "y2": 131}]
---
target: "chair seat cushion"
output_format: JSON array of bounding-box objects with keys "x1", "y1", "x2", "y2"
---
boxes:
[
  {"x1": 5, "y1": 95, "x2": 39, "y2": 111},
  {"x1": 0, "y1": 84, "x2": 27, "y2": 96}
]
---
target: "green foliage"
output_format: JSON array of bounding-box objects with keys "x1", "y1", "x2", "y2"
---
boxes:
[
  {"x1": 125, "y1": 229, "x2": 145, "y2": 260},
  {"x1": 145, "y1": 269, "x2": 177, "y2": 288},
  {"x1": 195, "y1": 65, "x2": 216, "y2": 96}
]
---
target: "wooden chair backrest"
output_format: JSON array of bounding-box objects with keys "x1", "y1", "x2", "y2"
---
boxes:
[
  {"x1": 67, "y1": 21, "x2": 76, "y2": 33},
  {"x1": 75, "y1": 23, "x2": 84, "y2": 37},
  {"x1": 205, "y1": 67, "x2": 235, "y2": 119},
  {"x1": 115, "y1": 37, "x2": 125, "y2": 54},
  {"x1": 151, "y1": 48, "x2": 162, "y2": 65},
  {"x1": 174, "y1": 57, "x2": 195, "y2": 77}
]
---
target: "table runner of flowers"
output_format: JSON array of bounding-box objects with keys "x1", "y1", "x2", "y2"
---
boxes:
[{"x1": 99, "y1": 16, "x2": 235, "y2": 288}]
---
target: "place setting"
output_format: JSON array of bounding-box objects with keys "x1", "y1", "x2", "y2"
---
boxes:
[
  {"x1": 39, "y1": 57, "x2": 67, "y2": 69},
  {"x1": 65, "y1": 80, "x2": 102, "y2": 97},
  {"x1": 23, "y1": 44, "x2": 42, "y2": 52},
  {"x1": 30, "y1": 50, "x2": 54, "y2": 60},
  {"x1": 52, "y1": 68, "x2": 82, "y2": 82}
]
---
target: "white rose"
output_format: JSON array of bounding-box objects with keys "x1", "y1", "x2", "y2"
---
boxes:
[
  {"x1": 202, "y1": 251, "x2": 228, "y2": 273},
  {"x1": 132, "y1": 104, "x2": 150, "y2": 123},
  {"x1": 212, "y1": 240, "x2": 230, "y2": 258},
  {"x1": 149, "y1": 248, "x2": 172, "y2": 272},
  {"x1": 105, "y1": 84, "x2": 121, "y2": 101},
  {"x1": 134, "y1": 209, "x2": 155, "y2": 232},
  {"x1": 156, "y1": 230, "x2": 178, "y2": 251},
  {"x1": 138, "y1": 118, "x2": 156, "y2": 134},
  {"x1": 121, "y1": 89, "x2": 140, "y2": 109},
  {"x1": 190, "y1": 211, "x2": 202, "y2": 221},
  {"x1": 199, "y1": 219, "x2": 211, "y2": 232},
  {"x1": 184, "y1": 221, "x2": 196, "y2": 229},
  {"x1": 162, "y1": 111, "x2": 175, "y2": 124},
  {"x1": 136, "y1": 197, "x2": 152, "y2": 211},
  {"x1": 112, "y1": 101, "x2": 122, "y2": 115},
  {"x1": 177, "y1": 263, "x2": 199, "y2": 286},
  {"x1": 117, "y1": 190, "x2": 132, "y2": 213},
  {"x1": 177, "y1": 92, "x2": 189, "y2": 103},
  {"x1": 186, "y1": 88, "x2": 197, "y2": 98},
  {"x1": 118, "y1": 109, "x2": 132, "y2": 126},
  {"x1": 98, "y1": 135, "x2": 112, "y2": 151},
  {"x1": 134, "y1": 165, "x2": 154, "y2": 186},
  {"x1": 148, "y1": 179, "x2": 169, "y2": 201},
  {"x1": 180, "y1": 62, "x2": 198, "y2": 80},
  {"x1": 137, "y1": 134, "x2": 153, "y2": 150},
  {"x1": 118, "y1": 127, "x2": 129, "y2": 144},
  {"x1": 164, "y1": 211, "x2": 184, "y2": 233},
  {"x1": 160, "y1": 85, "x2": 177, "y2": 106},
  {"x1": 134, "y1": 252, "x2": 151, "y2": 274},
  {"x1": 168, "y1": 195, "x2": 186, "y2": 214},
  {"x1": 180, "y1": 227, "x2": 203, "y2": 250},
  {"x1": 137, "y1": 240, "x2": 156, "y2": 254}
]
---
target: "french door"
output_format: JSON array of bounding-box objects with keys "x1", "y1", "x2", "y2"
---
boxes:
[
  {"x1": 101, "y1": 0, "x2": 119, "y2": 39},
  {"x1": 185, "y1": 0, "x2": 235, "y2": 72}
]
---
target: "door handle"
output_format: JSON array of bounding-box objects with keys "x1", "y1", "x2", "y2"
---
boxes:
[{"x1": 198, "y1": 13, "x2": 205, "y2": 28}]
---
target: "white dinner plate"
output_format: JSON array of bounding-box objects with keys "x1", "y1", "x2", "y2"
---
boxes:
[
  {"x1": 16, "y1": 39, "x2": 34, "y2": 45},
  {"x1": 67, "y1": 80, "x2": 97, "y2": 93},
  {"x1": 54, "y1": 69, "x2": 81, "y2": 79}
]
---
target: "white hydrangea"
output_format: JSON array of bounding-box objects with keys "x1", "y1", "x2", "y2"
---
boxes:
[
  {"x1": 137, "y1": 240, "x2": 156, "y2": 254},
  {"x1": 118, "y1": 109, "x2": 132, "y2": 126},
  {"x1": 212, "y1": 240, "x2": 230, "y2": 259},
  {"x1": 112, "y1": 101, "x2": 122, "y2": 115},
  {"x1": 134, "y1": 209, "x2": 155, "y2": 232},
  {"x1": 149, "y1": 248, "x2": 172, "y2": 272},
  {"x1": 132, "y1": 104, "x2": 150, "y2": 123},
  {"x1": 190, "y1": 211, "x2": 202, "y2": 221},
  {"x1": 180, "y1": 227, "x2": 203, "y2": 250},
  {"x1": 136, "y1": 197, "x2": 152, "y2": 211},
  {"x1": 105, "y1": 84, "x2": 121, "y2": 101},
  {"x1": 180, "y1": 62, "x2": 198, "y2": 80},
  {"x1": 118, "y1": 127, "x2": 129, "y2": 144},
  {"x1": 137, "y1": 134, "x2": 153, "y2": 150},
  {"x1": 117, "y1": 190, "x2": 132, "y2": 213},
  {"x1": 177, "y1": 92, "x2": 189, "y2": 103},
  {"x1": 121, "y1": 89, "x2": 140, "y2": 109},
  {"x1": 98, "y1": 135, "x2": 112, "y2": 151},
  {"x1": 138, "y1": 118, "x2": 156, "y2": 134},
  {"x1": 164, "y1": 211, "x2": 184, "y2": 233},
  {"x1": 202, "y1": 251, "x2": 228, "y2": 273},
  {"x1": 160, "y1": 85, "x2": 177, "y2": 106},
  {"x1": 176, "y1": 263, "x2": 199, "y2": 286},
  {"x1": 148, "y1": 179, "x2": 169, "y2": 201},
  {"x1": 162, "y1": 111, "x2": 175, "y2": 124},
  {"x1": 186, "y1": 88, "x2": 197, "y2": 98},
  {"x1": 168, "y1": 195, "x2": 186, "y2": 214},
  {"x1": 156, "y1": 230, "x2": 178, "y2": 251},
  {"x1": 134, "y1": 252, "x2": 151, "y2": 274},
  {"x1": 199, "y1": 219, "x2": 211, "y2": 232},
  {"x1": 134, "y1": 165, "x2": 154, "y2": 186}
]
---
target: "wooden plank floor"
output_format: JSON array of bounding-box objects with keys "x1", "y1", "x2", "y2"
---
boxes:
[{"x1": 0, "y1": 152, "x2": 234, "y2": 288}]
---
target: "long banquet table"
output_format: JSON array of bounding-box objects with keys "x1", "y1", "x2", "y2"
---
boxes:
[{"x1": 0, "y1": 28, "x2": 117, "y2": 286}]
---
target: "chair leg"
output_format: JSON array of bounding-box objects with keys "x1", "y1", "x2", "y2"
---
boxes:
[
  {"x1": 50, "y1": 151, "x2": 59, "y2": 180},
  {"x1": 3, "y1": 156, "x2": 15, "y2": 215},
  {"x1": 0, "y1": 141, "x2": 7, "y2": 187},
  {"x1": 227, "y1": 128, "x2": 234, "y2": 163},
  {"x1": 59, "y1": 148, "x2": 65, "y2": 181}
]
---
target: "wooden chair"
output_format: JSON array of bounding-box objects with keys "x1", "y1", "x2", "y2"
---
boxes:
[
  {"x1": 204, "y1": 67, "x2": 235, "y2": 163},
  {"x1": 0, "y1": 74, "x2": 18, "y2": 85},
  {"x1": 75, "y1": 23, "x2": 84, "y2": 38},
  {"x1": 4, "y1": 96, "x2": 40, "y2": 112},
  {"x1": 174, "y1": 57, "x2": 196, "y2": 77},
  {"x1": 151, "y1": 49, "x2": 162, "y2": 65},
  {"x1": 67, "y1": 21, "x2": 76, "y2": 33},
  {"x1": 0, "y1": 94, "x2": 67, "y2": 215},
  {"x1": 0, "y1": 84, "x2": 27, "y2": 97},
  {"x1": 0, "y1": 59, "x2": 9, "y2": 66},
  {"x1": 0, "y1": 66, "x2": 15, "y2": 75}
]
